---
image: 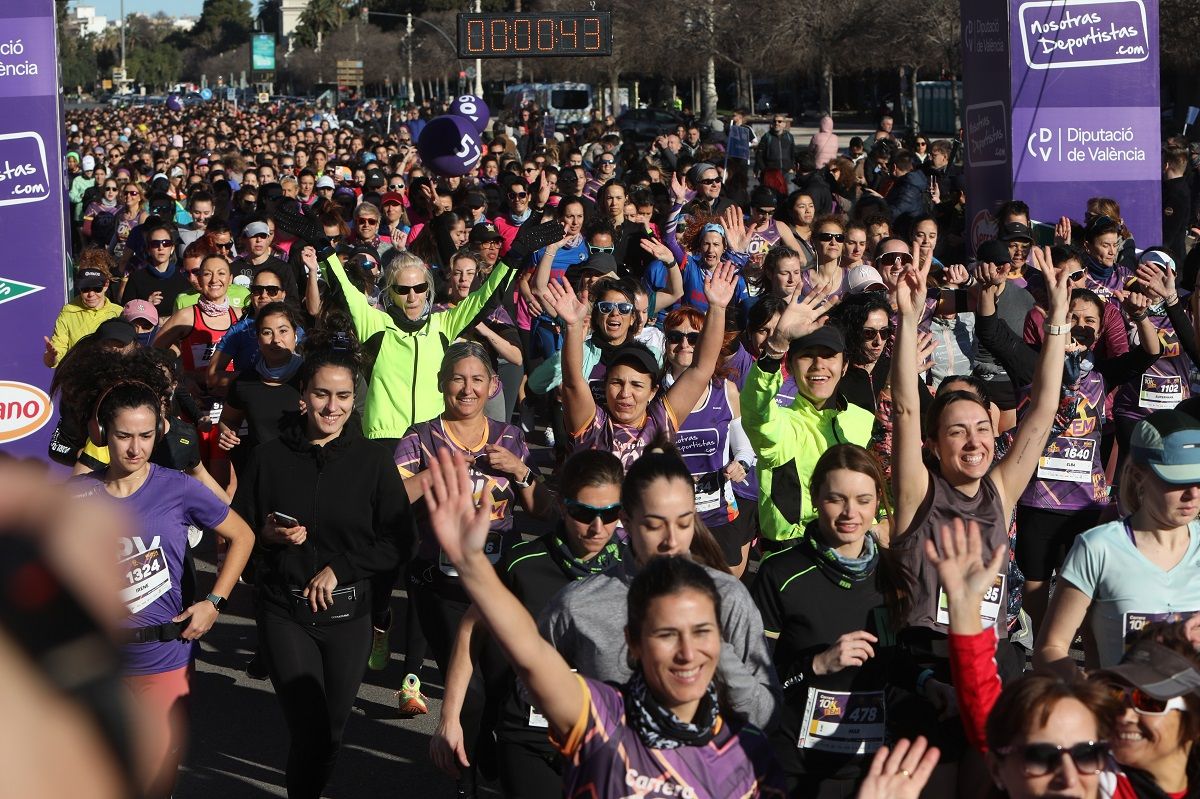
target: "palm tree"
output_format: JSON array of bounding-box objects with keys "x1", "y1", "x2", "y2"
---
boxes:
[{"x1": 296, "y1": 0, "x2": 352, "y2": 51}]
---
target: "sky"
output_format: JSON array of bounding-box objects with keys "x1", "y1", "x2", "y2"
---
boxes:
[{"x1": 88, "y1": 1, "x2": 242, "y2": 21}]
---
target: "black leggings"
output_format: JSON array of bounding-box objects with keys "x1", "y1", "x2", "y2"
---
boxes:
[
  {"x1": 1014, "y1": 505, "x2": 1103, "y2": 581},
  {"x1": 496, "y1": 740, "x2": 564, "y2": 799},
  {"x1": 258, "y1": 607, "x2": 372, "y2": 799}
]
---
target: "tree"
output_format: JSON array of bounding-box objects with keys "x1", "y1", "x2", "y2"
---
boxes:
[
  {"x1": 189, "y1": 0, "x2": 254, "y2": 52},
  {"x1": 294, "y1": 0, "x2": 352, "y2": 51}
]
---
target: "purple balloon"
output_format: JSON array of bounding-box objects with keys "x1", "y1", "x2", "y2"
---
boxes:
[
  {"x1": 166, "y1": 94, "x2": 184, "y2": 112},
  {"x1": 448, "y1": 94, "x2": 490, "y2": 133},
  {"x1": 417, "y1": 115, "x2": 483, "y2": 177}
]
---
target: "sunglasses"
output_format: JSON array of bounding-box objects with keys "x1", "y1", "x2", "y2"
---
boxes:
[
  {"x1": 103, "y1": 186, "x2": 118, "y2": 192},
  {"x1": 588, "y1": 245, "x2": 615, "y2": 254},
  {"x1": 215, "y1": 241, "x2": 234, "y2": 250},
  {"x1": 147, "y1": 239, "x2": 173, "y2": 249},
  {"x1": 754, "y1": 207, "x2": 776, "y2": 216},
  {"x1": 390, "y1": 283, "x2": 428, "y2": 297},
  {"x1": 862, "y1": 327, "x2": 892, "y2": 341},
  {"x1": 816, "y1": 232, "x2": 846, "y2": 243},
  {"x1": 1107, "y1": 684, "x2": 1189, "y2": 716},
  {"x1": 598, "y1": 160, "x2": 615, "y2": 166},
  {"x1": 666, "y1": 330, "x2": 700, "y2": 345},
  {"x1": 699, "y1": 177, "x2": 723, "y2": 186},
  {"x1": 1069, "y1": 269, "x2": 1086, "y2": 282},
  {"x1": 596, "y1": 300, "x2": 633, "y2": 316},
  {"x1": 250, "y1": 285, "x2": 283, "y2": 297},
  {"x1": 509, "y1": 191, "x2": 529, "y2": 199},
  {"x1": 356, "y1": 217, "x2": 379, "y2": 226},
  {"x1": 523, "y1": 166, "x2": 540, "y2": 173},
  {"x1": 563, "y1": 497, "x2": 622, "y2": 525},
  {"x1": 124, "y1": 190, "x2": 141, "y2": 197},
  {"x1": 388, "y1": 184, "x2": 405, "y2": 190},
  {"x1": 996, "y1": 741, "x2": 1108, "y2": 778},
  {"x1": 876, "y1": 251, "x2": 914, "y2": 267}
]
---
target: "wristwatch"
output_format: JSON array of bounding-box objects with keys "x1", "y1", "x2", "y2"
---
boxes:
[
  {"x1": 205, "y1": 593, "x2": 226, "y2": 612},
  {"x1": 514, "y1": 468, "x2": 535, "y2": 488},
  {"x1": 1044, "y1": 321, "x2": 1071, "y2": 336}
]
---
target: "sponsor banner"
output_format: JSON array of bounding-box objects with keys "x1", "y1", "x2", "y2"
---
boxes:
[
  {"x1": 0, "y1": 0, "x2": 67, "y2": 459},
  {"x1": 1011, "y1": 105, "x2": 1158, "y2": 182},
  {"x1": 1017, "y1": 0, "x2": 1151, "y2": 71}
]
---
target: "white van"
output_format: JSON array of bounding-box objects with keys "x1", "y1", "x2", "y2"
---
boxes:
[{"x1": 502, "y1": 82, "x2": 593, "y2": 130}]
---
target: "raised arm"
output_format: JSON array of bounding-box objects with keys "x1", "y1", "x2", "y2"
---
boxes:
[
  {"x1": 424, "y1": 449, "x2": 584, "y2": 741},
  {"x1": 640, "y1": 237, "x2": 684, "y2": 309},
  {"x1": 992, "y1": 255, "x2": 1069, "y2": 517},
  {"x1": 889, "y1": 245, "x2": 935, "y2": 535},
  {"x1": 664, "y1": 262, "x2": 738, "y2": 420},
  {"x1": 542, "y1": 277, "x2": 596, "y2": 436}
]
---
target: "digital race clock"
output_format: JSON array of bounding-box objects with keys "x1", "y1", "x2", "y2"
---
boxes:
[{"x1": 456, "y1": 12, "x2": 613, "y2": 58}]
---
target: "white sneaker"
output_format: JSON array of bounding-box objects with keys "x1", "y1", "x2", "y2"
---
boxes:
[{"x1": 543, "y1": 427, "x2": 556, "y2": 448}]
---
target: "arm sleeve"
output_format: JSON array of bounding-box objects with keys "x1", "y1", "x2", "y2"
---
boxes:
[
  {"x1": 1101, "y1": 301, "x2": 1131, "y2": 358},
  {"x1": 48, "y1": 308, "x2": 71, "y2": 366},
  {"x1": 327, "y1": 449, "x2": 415, "y2": 583},
  {"x1": 948, "y1": 628, "x2": 1003, "y2": 753},
  {"x1": 740, "y1": 360, "x2": 789, "y2": 465},
  {"x1": 976, "y1": 312, "x2": 1038, "y2": 387},
  {"x1": 749, "y1": 559, "x2": 784, "y2": 639},
  {"x1": 442, "y1": 263, "x2": 514, "y2": 338},
  {"x1": 1096, "y1": 347, "x2": 1159, "y2": 386},
  {"x1": 715, "y1": 579, "x2": 782, "y2": 731},
  {"x1": 392, "y1": 431, "x2": 423, "y2": 478},
  {"x1": 729, "y1": 415, "x2": 756, "y2": 469},
  {"x1": 183, "y1": 473, "x2": 232, "y2": 530},
  {"x1": 1165, "y1": 301, "x2": 1200, "y2": 366}
]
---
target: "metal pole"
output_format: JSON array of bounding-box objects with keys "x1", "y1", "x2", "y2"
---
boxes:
[
  {"x1": 406, "y1": 12, "x2": 414, "y2": 102},
  {"x1": 120, "y1": 0, "x2": 126, "y2": 70},
  {"x1": 473, "y1": 0, "x2": 483, "y2": 98}
]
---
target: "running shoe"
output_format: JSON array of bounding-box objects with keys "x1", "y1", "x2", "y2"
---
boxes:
[
  {"x1": 367, "y1": 624, "x2": 391, "y2": 671},
  {"x1": 245, "y1": 652, "x2": 269, "y2": 680},
  {"x1": 397, "y1": 673, "x2": 429, "y2": 717},
  {"x1": 543, "y1": 426, "x2": 555, "y2": 448}
]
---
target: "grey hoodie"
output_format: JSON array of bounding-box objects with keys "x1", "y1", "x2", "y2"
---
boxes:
[{"x1": 537, "y1": 560, "x2": 782, "y2": 731}]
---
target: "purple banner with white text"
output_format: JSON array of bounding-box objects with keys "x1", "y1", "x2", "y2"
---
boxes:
[
  {"x1": 961, "y1": 0, "x2": 1013, "y2": 254},
  {"x1": 0, "y1": 0, "x2": 67, "y2": 459}
]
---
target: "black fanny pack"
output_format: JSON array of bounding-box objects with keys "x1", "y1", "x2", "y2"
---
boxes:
[{"x1": 287, "y1": 580, "x2": 368, "y2": 626}]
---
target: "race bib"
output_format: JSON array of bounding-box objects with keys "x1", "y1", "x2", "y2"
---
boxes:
[
  {"x1": 440, "y1": 531, "x2": 503, "y2": 577},
  {"x1": 1037, "y1": 436, "x2": 1095, "y2": 483},
  {"x1": 528, "y1": 706, "x2": 549, "y2": 729},
  {"x1": 1124, "y1": 610, "x2": 1199, "y2": 644},
  {"x1": 1139, "y1": 374, "x2": 1183, "y2": 410},
  {"x1": 120, "y1": 547, "x2": 171, "y2": 614},
  {"x1": 693, "y1": 471, "x2": 723, "y2": 514},
  {"x1": 937, "y1": 573, "x2": 1005, "y2": 629},
  {"x1": 799, "y1": 689, "x2": 886, "y2": 755},
  {"x1": 191, "y1": 341, "x2": 219, "y2": 370}
]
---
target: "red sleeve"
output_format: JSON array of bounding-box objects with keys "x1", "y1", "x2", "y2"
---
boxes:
[
  {"x1": 949, "y1": 628, "x2": 1003, "y2": 753},
  {"x1": 1100, "y1": 301, "x2": 1130, "y2": 358},
  {"x1": 1024, "y1": 305, "x2": 1046, "y2": 346}
]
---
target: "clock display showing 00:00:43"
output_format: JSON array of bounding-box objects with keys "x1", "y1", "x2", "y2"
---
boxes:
[{"x1": 456, "y1": 12, "x2": 613, "y2": 58}]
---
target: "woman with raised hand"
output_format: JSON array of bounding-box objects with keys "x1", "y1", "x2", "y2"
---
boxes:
[
  {"x1": 423, "y1": 447, "x2": 787, "y2": 799},
  {"x1": 431, "y1": 450, "x2": 629, "y2": 799},
  {"x1": 543, "y1": 262, "x2": 739, "y2": 471},
  {"x1": 888, "y1": 243, "x2": 1069, "y2": 674}
]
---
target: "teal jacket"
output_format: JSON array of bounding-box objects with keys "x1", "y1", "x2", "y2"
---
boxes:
[
  {"x1": 741, "y1": 359, "x2": 875, "y2": 542},
  {"x1": 329, "y1": 255, "x2": 512, "y2": 440}
]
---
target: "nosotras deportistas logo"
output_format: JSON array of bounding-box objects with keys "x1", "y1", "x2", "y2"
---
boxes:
[
  {"x1": 0, "y1": 381, "x2": 53, "y2": 443},
  {"x1": 0, "y1": 132, "x2": 50, "y2": 207}
]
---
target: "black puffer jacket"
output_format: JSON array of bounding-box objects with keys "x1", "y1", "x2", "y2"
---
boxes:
[{"x1": 233, "y1": 412, "x2": 415, "y2": 607}]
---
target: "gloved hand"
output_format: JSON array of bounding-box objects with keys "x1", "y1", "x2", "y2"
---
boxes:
[
  {"x1": 505, "y1": 220, "x2": 571, "y2": 269},
  {"x1": 273, "y1": 205, "x2": 335, "y2": 260}
]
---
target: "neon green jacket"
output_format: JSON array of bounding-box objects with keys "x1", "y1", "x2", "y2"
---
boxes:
[
  {"x1": 328, "y1": 255, "x2": 512, "y2": 440},
  {"x1": 48, "y1": 297, "x2": 122, "y2": 366},
  {"x1": 741, "y1": 359, "x2": 875, "y2": 542}
]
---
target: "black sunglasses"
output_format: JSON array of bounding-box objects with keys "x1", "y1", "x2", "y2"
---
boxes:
[
  {"x1": 147, "y1": 239, "x2": 174, "y2": 249},
  {"x1": 666, "y1": 330, "x2": 700, "y2": 345},
  {"x1": 861, "y1": 326, "x2": 892, "y2": 341},
  {"x1": 250, "y1": 285, "x2": 283, "y2": 296},
  {"x1": 996, "y1": 741, "x2": 1108, "y2": 778},
  {"x1": 390, "y1": 283, "x2": 428, "y2": 296},
  {"x1": 563, "y1": 497, "x2": 621, "y2": 525},
  {"x1": 816, "y1": 232, "x2": 845, "y2": 243},
  {"x1": 699, "y1": 177, "x2": 723, "y2": 186}
]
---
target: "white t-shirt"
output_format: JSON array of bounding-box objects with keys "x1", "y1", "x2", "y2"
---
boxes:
[{"x1": 1059, "y1": 519, "x2": 1200, "y2": 668}]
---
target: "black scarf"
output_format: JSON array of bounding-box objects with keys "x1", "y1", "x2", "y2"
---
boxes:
[
  {"x1": 547, "y1": 528, "x2": 625, "y2": 580},
  {"x1": 623, "y1": 671, "x2": 720, "y2": 750}
]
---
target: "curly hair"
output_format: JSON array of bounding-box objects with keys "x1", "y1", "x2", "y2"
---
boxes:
[{"x1": 829, "y1": 295, "x2": 893, "y2": 366}]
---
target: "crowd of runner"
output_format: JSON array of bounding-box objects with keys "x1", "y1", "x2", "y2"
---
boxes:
[{"x1": 25, "y1": 92, "x2": 1200, "y2": 799}]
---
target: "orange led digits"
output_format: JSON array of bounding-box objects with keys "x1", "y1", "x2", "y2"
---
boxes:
[{"x1": 456, "y1": 12, "x2": 612, "y2": 57}]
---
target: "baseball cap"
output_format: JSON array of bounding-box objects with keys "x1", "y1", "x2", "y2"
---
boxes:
[
  {"x1": 608, "y1": 343, "x2": 660, "y2": 378},
  {"x1": 242, "y1": 221, "x2": 271, "y2": 238},
  {"x1": 381, "y1": 191, "x2": 404, "y2": 206},
  {"x1": 315, "y1": 175, "x2": 336, "y2": 189},
  {"x1": 95, "y1": 318, "x2": 136, "y2": 346},
  {"x1": 121, "y1": 299, "x2": 160, "y2": 327},
  {"x1": 364, "y1": 172, "x2": 387, "y2": 191},
  {"x1": 750, "y1": 185, "x2": 777, "y2": 209},
  {"x1": 1140, "y1": 248, "x2": 1176, "y2": 272},
  {"x1": 566, "y1": 252, "x2": 619, "y2": 284},
  {"x1": 975, "y1": 238, "x2": 1013, "y2": 266},
  {"x1": 788, "y1": 325, "x2": 845, "y2": 356},
  {"x1": 82, "y1": 155, "x2": 96, "y2": 171},
  {"x1": 1129, "y1": 410, "x2": 1200, "y2": 484},
  {"x1": 468, "y1": 222, "x2": 502, "y2": 244},
  {"x1": 1100, "y1": 639, "x2": 1200, "y2": 701},
  {"x1": 1085, "y1": 214, "x2": 1121, "y2": 240},
  {"x1": 998, "y1": 222, "x2": 1034, "y2": 243},
  {"x1": 75, "y1": 268, "x2": 107, "y2": 292},
  {"x1": 847, "y1": 265, "x2": 888, "y2": 294}
]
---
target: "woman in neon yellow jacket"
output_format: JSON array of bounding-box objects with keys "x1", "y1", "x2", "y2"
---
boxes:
[{"x1": 328, "y1": 250, "x2": 513, "y2": 445}]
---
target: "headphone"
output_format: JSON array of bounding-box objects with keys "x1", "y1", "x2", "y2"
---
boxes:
[{"x1": 88, "y1": 380, "x2": 170, "y2": 447}]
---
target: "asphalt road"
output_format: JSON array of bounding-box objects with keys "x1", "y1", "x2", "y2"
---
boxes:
[{"x1": 178, "y1": 553, "x2": 480, "y2": 799}]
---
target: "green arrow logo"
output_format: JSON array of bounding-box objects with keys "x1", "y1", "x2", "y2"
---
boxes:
[{"x1": 0, "y1": 277, "x2": 44, "y2": 307}]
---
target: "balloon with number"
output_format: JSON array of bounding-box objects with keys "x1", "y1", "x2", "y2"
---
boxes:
[
  {"x1": 166, "y1": 94, "x2": 184, "y2": 112},
  {"x1": 417, "y1": 115, "x2": 483, "y2": 177},
  {"x1": 449, "y1": 94, "x2": 490, "y2": 133}
]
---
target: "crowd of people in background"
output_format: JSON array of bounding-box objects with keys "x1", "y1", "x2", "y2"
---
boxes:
[{"x1": 21, "y1": 90, "x2": 1200, "y2": 799}]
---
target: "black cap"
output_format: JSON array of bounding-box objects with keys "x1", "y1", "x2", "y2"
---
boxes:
[
  {"x1": 347, "y1": 244, "x2": 380, "y2": 266},
  {"x1": 1099, "y1": 639, "x2": 1200, "y2": 700},
  {"x1": 750, "y1": 185, "x2": 777, "y2": 209},
  {"x1": 788, "y1": 325, "x2": 845, "y2": 355},
  {"x1": 999, "y1": 222, "x2": 1033, "y2": 243},
  {"x1": 976, "y1": 238, "x2": 1013, "y2": 266},
  {"x1": 608, "y1": 342, "x2": 660, "y2": 378},
  {"x1": 75, "y1": 268, "x2": 107, "y2": 292},
  {"x1": 469, "y1": 222, "x2": 503, "y2": 244},
  {"x1": 1085, "y1": 214, "x2": 1121, "y2": 240},
  {"x1": 95, "y1": 318, "x2": 136, "y2": 346},
  {"x1": 364, "y1": 172, "x2": 386, "y2": 191}
]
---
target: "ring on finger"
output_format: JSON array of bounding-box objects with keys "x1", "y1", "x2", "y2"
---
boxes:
[{"x1": 900, "y1": 769, "x2": 911, "y2": 779}]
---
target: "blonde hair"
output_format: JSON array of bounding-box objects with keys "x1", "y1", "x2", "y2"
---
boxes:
[{"x1": 383, "y1": 251, "x2": 434, "y2": 294}]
